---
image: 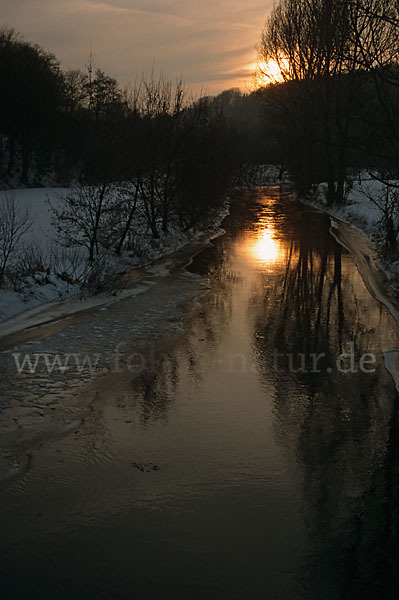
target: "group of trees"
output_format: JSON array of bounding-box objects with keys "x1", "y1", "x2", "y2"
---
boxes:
[
  {"x1": 0, "y1": 28, "x2": 257, "y2": 272},
  {"x1": 0, "y1": 28, "x2": 63, "y2": 184},
  {"x1": 0, "y1": 28, "x2": 270, "y2": 290},
  {"x1": 257, "y1": 0, "x2": 399, "y2": 205},
  {"x1": 0, "y1": 28, "x2": 129, "y2": 185},
  {"x1": 50, "y1": 78, "x2": 243, "y2": 263}
]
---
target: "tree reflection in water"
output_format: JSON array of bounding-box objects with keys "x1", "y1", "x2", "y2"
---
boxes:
[
  {"x1": 129, "y1": 187, "x2": 399, "y2": 598},
  {"x1": 247, "y1": 193, "x2": 399, "y2": 598},
  {"x1": 196, "y1": 188, "x2": 398, "y2": 597}
]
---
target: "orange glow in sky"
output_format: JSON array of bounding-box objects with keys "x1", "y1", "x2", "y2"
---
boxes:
[
  {"x1": 0, "y1": 0, "x2": 276, "y2": 95},
  {"x1": 254, "y1": 58, "x2": 290, "y2": 87}
]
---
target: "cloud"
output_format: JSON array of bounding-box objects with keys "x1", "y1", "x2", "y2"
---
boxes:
[{"x1": 2, "y1": 0, "x2": 272, "y2": 93}]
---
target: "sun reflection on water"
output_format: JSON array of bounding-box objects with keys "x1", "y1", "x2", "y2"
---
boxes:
[{"x1": 251, "y1": 229, "x2": 279, "y2": 264}]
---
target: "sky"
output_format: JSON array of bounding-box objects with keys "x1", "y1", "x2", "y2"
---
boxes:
[{"x1": 1, "y1": 0, "x2": 272, "y2": 94}]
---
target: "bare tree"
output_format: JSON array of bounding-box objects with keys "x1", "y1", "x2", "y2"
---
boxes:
[
  {"x1": 349, "y1": 0, "x2": 399, "y2": 73},
  {"x1": 114, "y1": 181, "x2": 140, "y2": 256},
  {"x1": 125, "y1": 72, "x2": 188, "y2": 238},
  {"x1": 52, "y1": 182, "x2": 121, "y2": 261},
  {"x1": 350, "y1": 1, "x2": 399, "y2": 173},
  {"x1": 362, "y1": 176, "x2": 399, "y2": 253},
  {"x1": 0, "y1": 193, "x2": 31, "y2": 285}
]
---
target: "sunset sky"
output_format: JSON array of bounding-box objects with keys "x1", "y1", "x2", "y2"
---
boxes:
[{"x1": 2, "y1": 0, "x2": 272, "y2": 94}]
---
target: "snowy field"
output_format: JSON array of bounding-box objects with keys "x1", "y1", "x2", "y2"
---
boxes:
[{"x1": 0, "y1": 188, "x2": 78, "y2": 323}]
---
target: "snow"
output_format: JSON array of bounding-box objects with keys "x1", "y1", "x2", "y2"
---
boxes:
[
  {"x1": 0, "y1": 188, "x2": 81, "y2": 323},
  {"x1": 0, "y1": 281, "x2": 156, "y2": 340},
  {"x1": 2, "y1": 187, "x2": 67, "y2": 242},
  {"x1": 308, "y1": 175, "x2": 399, "y2": 249},
  {"x1": 307, "y1": 174, "x2": 399, "y2": 300},
  {"x1": 328, "y1": 178, "x2": 384, "y2": 235},
  {"x1": 0, "y1": 187, "x2": 230, "y2": 327}
]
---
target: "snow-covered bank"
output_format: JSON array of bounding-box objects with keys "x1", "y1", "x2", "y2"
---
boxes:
[
  {"x1": 306, "y1": 175, "x2": 399, "y2": 294},
  {"x1": 0, "y1": 187, "x2": 230, "y2": 328},
  {"x1": 303, "y1": 176, "x2": 399, "y2": 393}
]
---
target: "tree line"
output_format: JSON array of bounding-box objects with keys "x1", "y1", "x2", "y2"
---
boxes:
[
  {"x1": 0, "y1": 28, "x2": 268, "y2": 292},
  {"x1": 0, "y1": 29, "x2": 274, "y2": 259}
]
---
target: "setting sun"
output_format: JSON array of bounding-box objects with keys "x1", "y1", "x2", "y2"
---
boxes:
[{"x1": 254, "y1": 58, "x2": 289, "y2": 87}]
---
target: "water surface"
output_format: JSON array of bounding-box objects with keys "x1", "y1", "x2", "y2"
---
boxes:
[{"x1": 0, "y1": 187, "x2": 398, "y2": 599}]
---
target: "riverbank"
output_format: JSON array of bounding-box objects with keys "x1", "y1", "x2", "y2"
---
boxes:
[
  {"x1": 306, "y1": 176, "x2": 399, "y2": 292},
  {"x1": 0, "y1": 231, "x2": 219, "y2": 487},
  {"x1": 300, "y1": 184, "x2": 399, "y2": 392},
  {"x1": 0, "y1": 186, "x2": 230, "y2": 327},
  {"x1": 0, "y1": 192, "x2": 232, "y2": 486}
]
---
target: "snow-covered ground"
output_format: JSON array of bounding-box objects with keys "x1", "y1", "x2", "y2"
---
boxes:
[
  {"x1": 0, "y1": 187, "x2": 230, "y2": 325},
  {"x1": 309, "y1": 175, "x2": 382, "y2": 233},
  {"x1": 0, "y1": 188, "x2": 81, "y2": 323}
]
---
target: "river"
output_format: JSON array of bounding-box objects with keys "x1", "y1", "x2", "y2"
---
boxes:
[{"x1": 0, "y1": 186, "x2": 398, "y2": 599}]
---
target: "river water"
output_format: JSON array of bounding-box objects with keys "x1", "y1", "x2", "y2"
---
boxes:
[{"x1": 0, "y1": 187, "x2": 398, "y2": 599}]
